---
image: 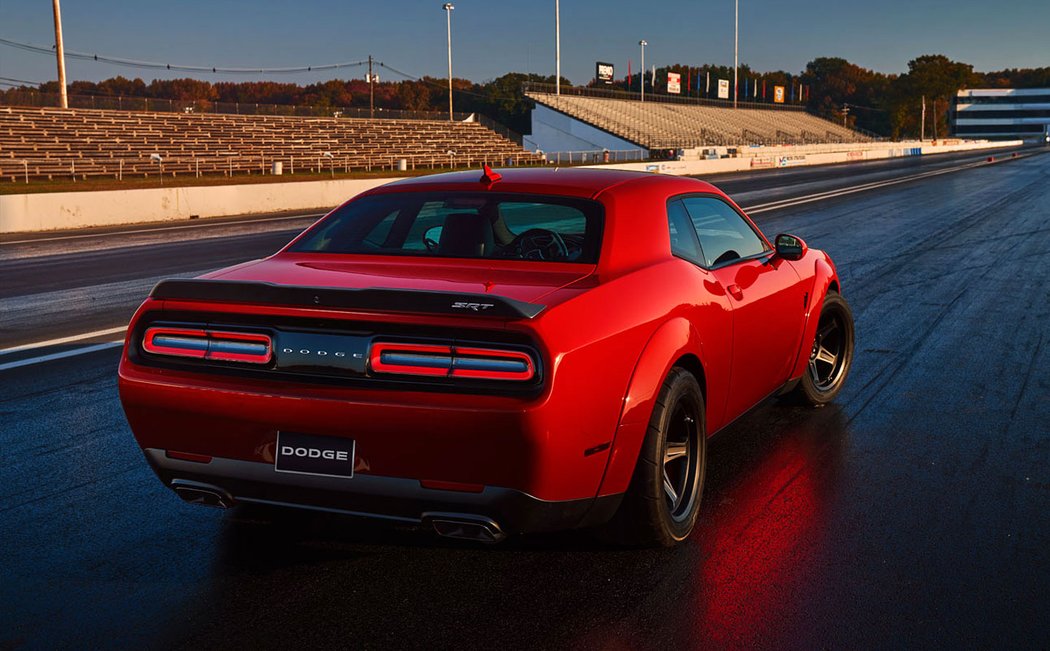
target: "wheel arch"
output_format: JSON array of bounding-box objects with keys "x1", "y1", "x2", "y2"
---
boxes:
[
  {"x1": 595, "y1": 317, "x2": 707, "y2": 497},
  {"x1": 789, "y1": 251, "x2": 842, "y2": 380}
]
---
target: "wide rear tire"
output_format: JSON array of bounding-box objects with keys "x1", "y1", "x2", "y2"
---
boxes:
[{"x1": 600, "y1": 367, "x2": 706, "y2": 547}]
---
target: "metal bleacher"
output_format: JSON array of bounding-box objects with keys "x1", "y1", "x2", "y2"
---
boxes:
[
  {"x1": 526, "y1": 91, "x2": 871, "y2": 149},
  {"x1": 0, "y1": 106, "x2": 541, "y2": 182}
]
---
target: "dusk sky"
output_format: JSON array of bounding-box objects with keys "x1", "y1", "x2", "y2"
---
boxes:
[{"x1": 1, "y1": 0, "x2": 1048, "y2": 87}]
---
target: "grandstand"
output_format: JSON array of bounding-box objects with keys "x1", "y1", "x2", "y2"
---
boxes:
[
  {"x1": 525, "y1": 90, "x2": 872, "y2": 153},
  {"x1": 0, "y1": 106, "x2": 539, "y2": 182}
]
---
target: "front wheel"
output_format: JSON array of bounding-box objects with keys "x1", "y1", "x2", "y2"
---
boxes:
[
  {"x1": 794, "y1": 291, "x2": 855, "y2": 405},
  {"x1": 600, "y1": 367, "x2": 706, "y2": 547}
]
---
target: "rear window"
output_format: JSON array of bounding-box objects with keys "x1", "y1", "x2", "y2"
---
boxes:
[{"x1": 290, "y1": 192, "x2": 604, "y2": 264}]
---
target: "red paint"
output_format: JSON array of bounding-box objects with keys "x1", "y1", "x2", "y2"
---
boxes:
[{"x1": 119, "y1": 168, "x2": 844, "y2": 519}]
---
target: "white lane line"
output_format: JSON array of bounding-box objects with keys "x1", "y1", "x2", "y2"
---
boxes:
[
  {"x1": 1, "y1": 212, "x2": 326, "y2": 246},
  {"x1": 0, "y1": 326, "x2": 127, "y2": 357},
  {"x1": 743, "y1": 160, "x2": 987, "y2": 214},
  {"x1": 0, "y1": 341, "x2": 123, "y2": 371}
]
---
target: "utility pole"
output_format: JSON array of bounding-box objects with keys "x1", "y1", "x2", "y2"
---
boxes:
[
  {"x1": 921, "y1": 95, "x2": 926, "y2": 141},
  {"x1": 555, "y1": 0, "x2": 561, "y2": 95},
  {"x1": 931, "y1": 98, "x2": 938, "y2": 140},
  {"x1": 733, "y1": 0, "x2": 738, "y2": 109},
  {"x1": 52, "y1": 0, "x2": 68, "y2": 108},
  {"x1": 443, "y1": 3, "x2": 455, "y2": 121},
  {"x1": 368, "y1": 55, "x2": 375, "y2": 119},
  {"x1": 639, "y1": 40, "x2": 647, "y2": 102}
]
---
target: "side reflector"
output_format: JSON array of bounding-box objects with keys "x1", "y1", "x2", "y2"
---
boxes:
[
  {"x1": 370, "y1": 342, "x2": 535, "y2": 381},
  {"x1": 143, "y1": 327, "x2": 272, "y2": 364}
]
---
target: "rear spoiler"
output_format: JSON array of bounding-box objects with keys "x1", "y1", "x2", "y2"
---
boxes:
[{"x1": 149, "y1": 279, "x2": 546, "y2": 320}]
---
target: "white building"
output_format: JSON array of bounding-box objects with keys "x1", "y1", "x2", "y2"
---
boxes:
[{"x1": 952, "y1": 88, "x2": 1050, "y2": 141}]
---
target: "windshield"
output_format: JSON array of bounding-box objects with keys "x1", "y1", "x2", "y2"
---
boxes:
[{"x1": 289, "y1": 192, "x2": 604, "y2": 264}]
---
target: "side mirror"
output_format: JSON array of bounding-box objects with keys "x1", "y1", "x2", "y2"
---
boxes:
[{"x1": 774, "y1": 233, "x2": 808, "y2": 261}]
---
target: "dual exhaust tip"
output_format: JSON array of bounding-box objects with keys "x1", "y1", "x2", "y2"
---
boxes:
[{"x1": 169, "y1": 480, "x2": 506, "y2": 543}]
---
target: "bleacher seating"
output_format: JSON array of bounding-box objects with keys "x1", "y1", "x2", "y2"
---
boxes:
[
  {"x1": 0, "y1": 106, "x2": 540, "y2": 182},
  {"x1": 527, "y1": 92, "x2": 870, "y2": 148}
]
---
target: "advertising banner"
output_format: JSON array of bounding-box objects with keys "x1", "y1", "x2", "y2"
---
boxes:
[
  {"x1": 717, "y1": 79, "x2": 730, "y2": 99},
  {"x1": 774, "y1": 85, "x2": 786, "y2": 103},
  {"x1": 596, "y1": 62, "x2": 615, "y2": 85},
  {"x1": 667, "y1": 72, "x2": 681, "y2": 94}
]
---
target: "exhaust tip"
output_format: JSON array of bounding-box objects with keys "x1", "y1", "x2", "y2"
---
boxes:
[
  {"x1": 423, "y1": 513, "x2": 506, "y2": 543},
  {"x1": 171, "y1": 479, "x2": 235, "y2": 509}
]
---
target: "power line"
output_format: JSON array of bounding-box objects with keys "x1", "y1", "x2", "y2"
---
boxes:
[
  {"x1": 0, "y1": 37, "x2": 369, "y2": 75},
  {"x1": 0, "y1": 75, "x2": 45, "y2": 85}
]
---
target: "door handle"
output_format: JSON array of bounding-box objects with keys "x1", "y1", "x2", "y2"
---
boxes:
[{"x1": 726, "y1": 284, "x2": 744, "y2": 300}]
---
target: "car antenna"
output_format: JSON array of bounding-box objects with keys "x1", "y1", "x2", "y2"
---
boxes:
[{"x1": 479, "y1": 164, "x2": 502, "y2": 187}]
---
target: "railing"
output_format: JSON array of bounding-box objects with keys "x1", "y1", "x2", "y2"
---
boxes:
[
  {"x1": 0, "y1": 90, "x2": 475, "y2": 122},
  {"x1": 538, "y1": 149, "x2": 647, "y2": 165},
  {"x1": 523, "y1": 81, "x2": 808, "y2": 112}
]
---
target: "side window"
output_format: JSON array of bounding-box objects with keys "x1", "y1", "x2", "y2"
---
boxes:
[
  {"x1": 667, "y1": 199, "x2": 704, "y2": 264},
  {"x1": 681, "y1": 196, "x2": 768, "y2": 267}
]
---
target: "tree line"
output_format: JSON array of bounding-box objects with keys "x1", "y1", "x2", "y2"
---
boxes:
[{"x1": 2, "y1": 55, "x2": 1046, "y2": 139}]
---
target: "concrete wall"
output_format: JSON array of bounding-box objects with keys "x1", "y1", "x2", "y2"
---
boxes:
[
  {"x1": 587, "y1": 139, "x2": 1022, "y2": 176},
  {"x1": 523, "y1": 104, "x2": 644, "y2": 156},
  {"x1": 1, "y1": 177, "x2": 394, "y2": 233}
]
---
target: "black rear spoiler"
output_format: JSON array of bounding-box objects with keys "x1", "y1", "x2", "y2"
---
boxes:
[{"x1": 150, "y1": 279, "x2": 546, "y2": 320}]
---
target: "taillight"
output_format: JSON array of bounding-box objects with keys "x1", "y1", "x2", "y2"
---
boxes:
[
  {"x1": 142, "y1": 327, "x2": 272, "y2": 364},
  {"x1": 370, "y1": 342, "x2": 535, "y2": 382}
]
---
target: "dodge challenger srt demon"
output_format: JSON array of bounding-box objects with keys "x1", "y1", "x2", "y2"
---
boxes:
[{"x1": 118, "y1": 166, "x2": 854, "y2": 546}]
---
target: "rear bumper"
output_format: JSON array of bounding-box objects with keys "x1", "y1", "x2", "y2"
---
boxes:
[{"x1": 144, "y1": 448, "x2": 622, "y2": 535}]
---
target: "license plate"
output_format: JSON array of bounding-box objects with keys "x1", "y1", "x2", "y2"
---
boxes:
[{"x1": 275, "y1": 432, "x2": 355, "y2": 479}]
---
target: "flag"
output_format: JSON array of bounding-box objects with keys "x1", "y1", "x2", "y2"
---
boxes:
[
  {"x1": 651, "y1": 65, "x2": 656, "y2": 87},
  {"x1": 706, "y1": 71, "x2": 710, "y2": 96},
  {"x1": 744, "y1": 78, "x2": 748, "y2": 98},
  {"x1": 754, "y1": 78, "x2": 757, "y2": 98},
  {"x1": 687, "y1": 69, "x2": 691, "y2": 96},
  {"x1": 628, "y1": 59, "x2": 632, "y2": 89},
  {"x1": 762, "y1": 78, "x2": 766, "y2": 99}
]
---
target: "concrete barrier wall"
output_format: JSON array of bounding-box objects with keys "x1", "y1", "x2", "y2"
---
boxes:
[
  {"x1": 0, "y1": 177, "x2": 394, "y2": 233},
  {"x1": 588, "y1": 139, "x2": 1022, "y2": 176},
  {"x1": 0, "y1": 139, "x2": 1023, "y2": 233}
]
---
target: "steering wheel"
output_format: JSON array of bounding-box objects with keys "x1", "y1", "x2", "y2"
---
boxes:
[{"x1": 504, "y1": 228, "x2": 570, "y2": 261}]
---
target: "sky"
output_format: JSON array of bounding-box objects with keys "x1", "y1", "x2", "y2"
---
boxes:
[{"x1": 1, "y1": 0, "x2": 1048, "y2": 88}]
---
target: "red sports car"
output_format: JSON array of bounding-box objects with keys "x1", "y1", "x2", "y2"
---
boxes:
[{"x1": 118, "y1": 166, "x2": 854, "y2": 546}]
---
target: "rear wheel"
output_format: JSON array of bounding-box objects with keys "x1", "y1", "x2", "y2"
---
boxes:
[
  {"x1": 795, "y1": 291, "x2": 855, "y2": 405},
  {"x1": 600, "y1": 367, "x2": 706, "y2": 547}
]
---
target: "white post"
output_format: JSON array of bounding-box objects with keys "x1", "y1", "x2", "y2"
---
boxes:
[
  {"x1": 52, "y1": 0, "x2": 68, "y2": 108},
  {"x1": 639, "y1": 40, "x2": 647, "y2": 102},
  {"x1": 733, "y1": 0, "x2": 738, "y2": 109},
  {"x1": 444, "y1": 3, "x2": 455, "y2": 121},
  {"x1": 554, "y1": 0, "x2": 562, "y2": 94},
  {"x1": 921, "y1": 95, "x2": 926, "y2": 141}
]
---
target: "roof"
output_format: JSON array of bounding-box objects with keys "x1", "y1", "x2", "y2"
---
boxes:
[{"x1": 369, "y1": 167, "x2": 668, "y2": 199}]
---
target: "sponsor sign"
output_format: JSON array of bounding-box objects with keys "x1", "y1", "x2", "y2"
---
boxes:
[
  {"x1": 750, "y1": 156, "x2": 775, "y2": 169},
  {"x1": 847, "y1": 150, "x2": 864, "y2": 160},
  {"x1": 596, "y1": 62, "x2": 615, "y2": 85},
  {"x1": 774, "y1": 85, "x2": 786, "y2": 103},
  {"x1": 667, "y1": 72, "x2": 681, "y2": 94},
  {"x1": 777, "y1": 155, "x2": 807, "y2": 167},
  {"x1": 718, "y1": 79, "x2": 730, "y2": 99}
]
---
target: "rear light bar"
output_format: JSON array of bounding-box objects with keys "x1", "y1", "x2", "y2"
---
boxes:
[
  {"x1": 142, "y1": 327, "x2": 272, "y2": 364},
  {"x1": 370, "y1": 342, "x2": 535, "y2": 382}
]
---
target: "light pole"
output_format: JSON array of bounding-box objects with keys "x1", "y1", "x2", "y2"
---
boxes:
[
  {"x1": 52, "y1": 0, "x2": 68, "y2": 108},
  {"x1": 555, "y1": 0, "x2": 561, "y2": 95},
  {"x1": 443, "y1": 3, "x2": 455, "y2": 121},
  {"x1": 733, "y1": 0, "x2": 738, "y2": 108},
  {"x1": 639, "y1": 40, "x2": 647, "y2": 102}
]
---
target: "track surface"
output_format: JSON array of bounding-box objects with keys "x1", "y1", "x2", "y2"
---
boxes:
[{"x1": 2, "y1": 149, "x2": 1048, "y2": 649}]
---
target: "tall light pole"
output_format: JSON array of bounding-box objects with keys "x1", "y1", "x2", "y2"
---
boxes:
[
  {"x1": 443, "y1": 3, "x2": 455, "y2": 121},
  {"x1": 639, "y1": 40, "x2": 647, "y2": 102},
  {"x1": 733, "y1": 0, "x2": 738, "y2": 108},
  {"x1": 52, "y1": 0, "x2": 68, "y2": 109},
  {"x1": 554, "y1": 0, "x2": 562, "y2": 94}
]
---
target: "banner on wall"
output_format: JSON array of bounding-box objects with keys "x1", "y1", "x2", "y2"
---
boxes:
[
  {"x1": 667, "y1": 72, "x2": 681, "y2": 94},
  {"x1": 717, "y1": 79, "x2": 730, "y2": 99},
  {"x1": 596, "y1": 62, "x2": 615, "y2": 85},
  {"x1": 773, "y1": 85, "x2": 786, "y2": 103}
]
